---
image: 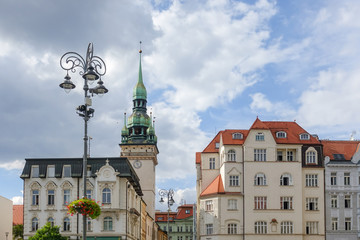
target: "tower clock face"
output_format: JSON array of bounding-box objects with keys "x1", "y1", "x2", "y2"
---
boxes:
[{"x1": 133, "y1": 160, "x2": 142, "y2": 169}]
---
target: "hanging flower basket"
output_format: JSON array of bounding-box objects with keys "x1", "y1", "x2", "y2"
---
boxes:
[{"x1": 67, "y1": 198, "x2": 101, "y2": 219}]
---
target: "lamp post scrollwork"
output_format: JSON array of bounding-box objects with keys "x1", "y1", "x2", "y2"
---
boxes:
[{"x1": 159, "y1": 189, "x2": 175, "y2": 237}]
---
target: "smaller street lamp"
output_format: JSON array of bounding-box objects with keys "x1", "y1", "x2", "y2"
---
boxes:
[{"x1": 159, "y1": 189, "x2": 175, "y2": 236}]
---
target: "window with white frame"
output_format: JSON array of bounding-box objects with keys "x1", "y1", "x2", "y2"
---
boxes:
[
  {"x1": 32, "y1": 166, "x2": 39, "y2": 178},
  {"x1": 228, "y1": 150, "x2": 236, "y2": 161},
  {"x1": 47, "y1": 165, "x2": 55, "y2": 178},
  {"x1": 280, "y1": 221, "x2": 293, "y2": 234},
  {"x1": 280, "y1": 197, "x2": 293, "y2": 210},
  {"x1": 102, "y1": 188, "x2": 111, "y2": 203},
  {"x1": 306, "y1": 151, "x2": 317, "y2": 164},
  {"x1": 306, "y1": 198, "x2": 318, "y2": 211},
  {"x1": 276, "y1": 131, "x2": 287, "y2": 138},
  {"x1": 331, "y1": 172, "x2": 337, "y2": 185},
  {"x1": 306, "y1": 222, "x2": 318, "y2": 234},
  {"x1": 345, "y1": 195, "x2": 351, "y2": 208},
  {"x1": 209, "y1": 158, "x2": 215, "y2": 169},
  {"x1": 206, "y1": 224, "x2": 213, "y2": 235},
  {"x1": 215, "y1": 142, "x2": 219, "y2": 149},
  {"x1": 300, "y1": 133, "x2": 310, "y2": 140},
  {"x1": 63, "y1": 217, "x2": 70, "y2": 231},
  {"x1": 63, "y1": 165, "x2": 71, "y2": 177},
  {"x1": 205, "y1": 200, "x2": 213, "y2": 211},
  {"x1": 254, "y1": 173, "x2": 266, "y2": 186},
  {"x1": 344, "y1": 172, "x2": 350, "y2": 185},
  {"x1": 331, "y1": 195, "x2": 338, "y2": 208},
  {"x1": 229, "y1": 175, "x2": 239, "y2": 186},
  {"x1": 86, "y1": 189, "x2": 92, "y2": 199},
  {"x1": 254, "y1": 149, "x2": 266, "y2": 161},
  {"x1": 227, "y1": 223, "x2": 237, "y2": 234},
  {"x1": 256, "y1": 133, "x2": 265, "y2": 141},
  {"x1": 280, "y1": 173, "x2": 293, "y2": 186},
  {"x1": 277, "y1": 151, "x2": 283, "y2": 161},
  {"x1": 305, "y1": 174, "x2": 318, "y2": 187},
  {"x1": 228, "y1": 199, "x2": 237, "y2": 210},
  {"x1": 32, "y1": 190, "x2": 39, "y2": 205},
  {"x1": 63, "y1": 189, "x2": 70, "y2": 205},
  {"x1": 254, "y1": 221, "x2": 267, "y2": 234},
  {"x1": 254, "y1": 196, "x2": 267, "y2": 209},
  {"x1": 331, "y1": 218, "x2": 338, "y2": 230},
  {"x1": 48, "y1": 217, "x2": 54, "y2": 227},
  {"x1": 47, "y1": 190, "x2": 55, "y2": 205},
  {"x1": 232, "y1": 133, "x2": 243, "y2": 139},
  {"x1": 287, "y1": 150, "x2": 295, "y2": 161},
  {"x1": 345, "y1": 218, "x2": 351, "y2": 230},
  {"x1": 32, "y1": 217, "x2": 39, "y2": 231},
  {"x1": 104, "y1": 216, "x2": 113, "y2": 231}
]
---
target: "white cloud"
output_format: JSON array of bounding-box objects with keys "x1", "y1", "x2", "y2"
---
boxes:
[
  {"x1": 0, "y1": 160, "x2": 25, "y2": 170},
  {"x1": 12, "y1": 196, "x2": 23, "y2": 205}
]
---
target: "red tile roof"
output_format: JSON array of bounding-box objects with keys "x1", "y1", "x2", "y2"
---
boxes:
[
  {"x1": 250, "y1": 117, "x2": 269, "y2": 129},
  {"x1": 200, "y1": 175, "x2": 225, "y2": 197},
  {"x1": 203, "y1": 131, "x2": 221, "y2": 153},
  {"x1": 155, "y1": 212, "x2": 177, "y2": 222},
  {"x1": 321, "y1": 140, "x2": 360, "y2": 160},
  {"x1": 176, "y1": 205, "x2": 194, "y2": 219},
  {"x1": 13, "y1": 205, "x2": 23, "y2": 225}
]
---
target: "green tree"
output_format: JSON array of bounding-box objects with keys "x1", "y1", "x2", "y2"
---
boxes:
[
  {"x1": 29, "y1": 222, "x2": 66, "y2": 240},
  {"x1": 13, "y1": 224, "x2": 23, "y2": 240}
]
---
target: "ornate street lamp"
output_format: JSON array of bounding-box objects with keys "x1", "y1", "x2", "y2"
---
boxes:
[
  {"x1": 159, "y1": 189, "x2": 175, "y2": 236},
  {"x1": 59, "y1": 43, "x2": 107, "y2": 240}
]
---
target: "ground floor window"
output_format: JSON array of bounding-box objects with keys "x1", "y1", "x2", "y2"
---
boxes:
[{"x1": 227, "y1": 223, "x2": 237, "y2": 234}]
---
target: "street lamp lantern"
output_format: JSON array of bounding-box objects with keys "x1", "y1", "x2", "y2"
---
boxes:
[
  {"x1": 59, "y1": 43, "x2": 107, "y2": 240},
  {"x1": 159, "y1": 189, "x2": 175, "y2": 237}
]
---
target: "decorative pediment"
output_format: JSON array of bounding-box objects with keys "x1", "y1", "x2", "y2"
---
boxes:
[
  {"x1": 61, "y1": 181, "x2": 73, "y2": 189},
  {"x1": 46, "y1": 181, "x2": 57, "y2": 189},
  {"x1": 30, "y1": 181, "x2": 41, "y2": 190},
  {"x1": 96, "y1": 159, "x2": 119, "y2": 182}
]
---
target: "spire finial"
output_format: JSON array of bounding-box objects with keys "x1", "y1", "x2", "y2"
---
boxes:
[{"x1": 139, "y1": 41, "x2": 142, "y2": 54}]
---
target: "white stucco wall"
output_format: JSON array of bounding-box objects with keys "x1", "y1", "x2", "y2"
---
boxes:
[{"x1": 0, "y1": 195, "x2": 13, "y2": 240}]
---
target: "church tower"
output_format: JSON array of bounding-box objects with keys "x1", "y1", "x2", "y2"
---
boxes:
[{"x1": 120, "y1": 46, "x2": 158, "y2": 218}]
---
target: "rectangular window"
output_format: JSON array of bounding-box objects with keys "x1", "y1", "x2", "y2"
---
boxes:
[
  {"x1": 63, "y1": 189, "x2": 70, "y2": 205},
  {"x1": 331, "y1": 218, "x2": 338, "y2": 230},
  {"x1": 227, "y1": 223, "x2": 237, "y2": 234},
  {"x1": 287, "y1": 150, "x2": 294, "y2": 161},
  {"x1": 63, "y1": 165, "x2": 71, "y2": 178},
  {"x1": 86, "y1": 189, "x2": 92, "y2": 199},
  {"x1": 254, "y1": 149, "x2": 266, "y2": 162},
  {"x1": 345, "y1": 218, "x2": 351, "y2": 230},
  {"x1": 331, "y1": 172, "x2": 337, "y2": 185},
  {"x1": 345, "y1": 195, "x2": 351, "y2": 208},
  {"x1": 205, "y1": 200, "x2": 213, "y2": 211},
  {"x1": 256, "y1": 133, "x2": 264, "y2": 141},
  {"x1": 344, "y1": 172, "x2": 350, "y2": 185},
  {"x1": 185, "y1": 209, "x2": 190, "y2": 214},
  {"x1": 47, "y1": 190, "x2": 55, "y2": 205},
  {"x1": 32, "y1": 166, "x2": 39, "y2": 178},
  {"x1": 306, "y1": 222, "x2": 319, "y2": 235},
  {"x1": 254, "y1": 196, "x2": 267, "y2": 210},
  {"x1": 228, "y1": 199, "x2": 237, "y2": 210},
  {"x1": 209, "y1": 158, "x2": 215, "y2": 169},
  {"x1": 331, "y1": 195, "x2": 338, "y2": 208},
  {"x1": 206, "y1": 224, "x2": 213, "y2": 235},
  {"x1": 277, "y1": 151, "x2": 283, "y2": 161},
  {"x1": 306, "y1": 198, "x2": 318, "y2": 211},
  {"x1": 87, "y1": 166, "x2": 92, "y2": 177},
  {"x1": 229, "y1": 175, "x2": 239, "y2": 186},
  {"x1": 281, "y1": 221, "x2": 293, "y2": 234},
  {"x1": 47, "y1": 165, "x2": 55, "y2": 178},
  {"x1": 255, "y1": 221, "x2": 267, "y2": 234},
  {"x1": 87, "y1": 219, "x2": 92, "y2": 231},
  {"x1": 280, "y1": 197, "x2": 293, "y2": 210},
  {"x1": 305, "y1": 174, "x2": 318, "y2": 187},
  {"x1": 32, "y1": 190, "x2": 39, "y2": 205}
]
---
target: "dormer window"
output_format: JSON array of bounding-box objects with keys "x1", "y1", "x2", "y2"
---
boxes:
[
  {"x1": 276, "y1": 131, "x2": 287, "y2": 138},
  {"x1": 232, "y1": 133, "x2": 243, "y2": 139},
  {"x1": 300, "y1": 133, "x2": 310, "y2": 140},
  {"x1": 215, "y1": 142, "x2": 219, "y2": 149},
  {"x1": 255, "y1": 133, "x2": 264, "y2": 141}
]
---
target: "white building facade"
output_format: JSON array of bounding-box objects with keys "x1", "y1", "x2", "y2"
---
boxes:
[
  {"x1": 196, "y1": 118, "x2": 326, "y2": 240},
  {"x1": 0, "y1": 195, "x2": 13, "y2": 240}
]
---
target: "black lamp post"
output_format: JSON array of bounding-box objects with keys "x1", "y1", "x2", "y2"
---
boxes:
[
  {"x1": 59, "y1": 43, "x2": 107, "y2": 240},
  {"x1": 159, "y1": 189, "x2": 175, "y2": 236}
]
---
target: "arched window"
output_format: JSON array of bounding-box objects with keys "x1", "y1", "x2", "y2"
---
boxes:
[
  {"x1": 306, "y1": 151, "x2": 317, "y2": 164},
  {"x1": 228, "y1": 150, "x2": 236, "y2": 162},
  {"x1": 102, "y1": 188, "x2": 111, "y2": 203},
  {"x1": 280, "y1": 173, "x2": 293, "y2": 186},
  {"x1": 276, "y1": 131, "x2": 287, "y2": 138},
  {"x1": 31, "y1": 217, "x2": 39, "y2": 231},
  {"x1": 232, "y1": 133, "x2": 243, "y2": 139},
  {"x1": 300, "y1": 133, "x2": 310, "y2": 140},
  {"x1": 254, "y1": 221, "x2": 267, "y2": 234},
  {"x1": 281, "y1": 221, "x2": 293, "y2": 234},
  {"x1": 63, "y1": 217, "x2": 70, "y2": 231},
  {"x1": 104, "y1": 216, "x2": 113, "y2": 231},
  {"x1": 254, "y1": 173, "x2": 267, "y2": 186},
  {"x1": 47, "y1": 217, "x2": 54, "y2": 227}
]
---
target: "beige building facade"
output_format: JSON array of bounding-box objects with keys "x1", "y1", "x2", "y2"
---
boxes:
[
  {"x1": 196, "y1": 118, "x2": 325, "y2": 239},
  {"x1": 0, "y1": 195, "x2": 13, "y2": 240}
]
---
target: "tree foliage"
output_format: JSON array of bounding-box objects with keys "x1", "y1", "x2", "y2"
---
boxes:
[
  {"x1": 13, "y1": 224, "x2": 23, "y2": 240},
  {"x1": 29, "y1": 223, "x2": 66, "y2": 240}
]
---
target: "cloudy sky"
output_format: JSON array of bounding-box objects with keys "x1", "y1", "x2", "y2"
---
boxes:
[{"x1": 1, "y1": 0, "x2": 360, "y2": 210}]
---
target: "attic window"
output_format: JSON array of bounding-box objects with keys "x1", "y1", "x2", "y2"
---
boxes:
[
  {"x1": 185, "y1": 210, "x2": 190, "y2": 214},
  {"x1": 333, "y1": 154, "x2": 345, "y2": 160},
  {"x1": 276, "y1": 131, "x2": 287, "y2": 138},
  {"x1": 300, "y1": 133, "x2": 310, "y2": 140},
  {"x1": 232, "y1": 133, "x2": 243, "y2": 139},
  {"x1": 255, "y1": 133, "x2": 264, "y2": 141},
  {"x1": 215, "y1": 142, "x2": 219, "y2": 149}
]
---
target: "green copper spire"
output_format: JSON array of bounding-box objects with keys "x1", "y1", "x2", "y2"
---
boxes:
[{"x1": 133, "y1": 47, "x2": 147, "y2": 100}]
